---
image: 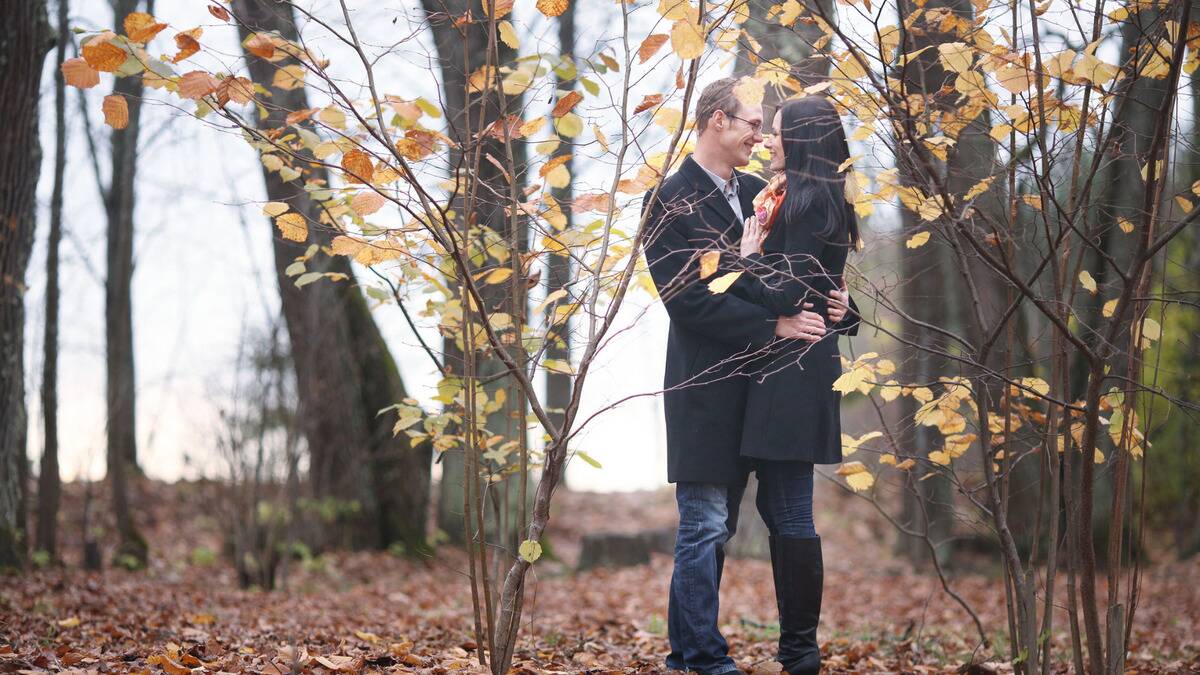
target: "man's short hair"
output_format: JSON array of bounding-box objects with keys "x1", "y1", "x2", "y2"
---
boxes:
[{"x1": 695, "y1": 77, "x2": 743, "y2": 134}]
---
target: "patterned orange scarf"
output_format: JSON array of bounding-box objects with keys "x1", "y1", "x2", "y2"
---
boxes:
[{"x1": 752, "y1": 173, "x2": 787, "y2": 237}]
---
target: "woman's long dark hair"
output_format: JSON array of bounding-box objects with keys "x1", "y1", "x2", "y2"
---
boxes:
[{"x1": 777, "y1": 96, "x2": 861, "y2": 248}]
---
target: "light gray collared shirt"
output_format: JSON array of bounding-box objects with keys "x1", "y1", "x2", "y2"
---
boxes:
[{"x1": 694, "y1": 160, "x2": 743, "y2": 224}]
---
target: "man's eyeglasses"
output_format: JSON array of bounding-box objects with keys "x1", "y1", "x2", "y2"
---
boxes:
[{"x1": 725, "y1": 113, "x2": 763, "y2": 134}]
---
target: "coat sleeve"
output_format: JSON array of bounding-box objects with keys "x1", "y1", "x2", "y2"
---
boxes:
[
  {"x1": 736, "y1": 205, "x2": 832, "y2": 318},
  {"x1": 642, "y1": 188, "x2": 778, "y2": 349}
]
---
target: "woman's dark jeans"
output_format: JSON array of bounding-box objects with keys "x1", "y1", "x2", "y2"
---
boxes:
[{"x1": 666, "y1": 460, "x2": 815, "y2": 673}]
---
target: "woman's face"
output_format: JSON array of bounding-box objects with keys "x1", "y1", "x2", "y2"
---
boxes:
[{"x1": 767, "y1": 110, "x2": 784, "y2": 172}]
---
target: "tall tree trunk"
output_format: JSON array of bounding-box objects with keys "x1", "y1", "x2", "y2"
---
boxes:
[
  {"x1": 891, "y1": 0, "x2": 975, "y2": 566},
  {"x1": 104, "y1": 0, "x2": 148, "y2": 569},
  {"x1": 230, "y1": 0, "x2": 431, "y2": 551},
  {"x1": 425, "y1": 0, "x2": 526, "y2": 546},
  {"x1": 546, "y1": 4, "x2": 575, "y2": 486},
  {"x1": 0, "y1": 0, "x2": 53, "y2": 571},
  {"x1": 36, "y1": 0, "x2": 69, "y2": 560},
  {"x1": 733, "y1": 0, "x2": 835, "y2": 94}
]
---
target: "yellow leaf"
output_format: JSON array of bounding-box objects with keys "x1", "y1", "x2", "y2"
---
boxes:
[
  {"x1": 1175, "y1": 195, "x2": 1193, "y2": 213},
  {"x1": 699, "y1": 250, "x2": 720, "y2": 279},
  {"x1": 911, "y1": 386, "x2": 933, "y2": 403},
  {"x1": 733, "y1": 77, "x2": 765, "y2": 108},
  {"x1": 928, "y1": 450, "x2": 952, "y2": 466},
  {"x1": 670, "y1": 19, "x2": 705, "y2": 60},
  {"x1": 657, "y1": 0, "x2": 694, "y2": 20},
  {"x1": 1016, "y1": 376, "x2": 1049, "y2": 397},
  {"x1": 835, "y1": 461, "x2": 874, "y2": 491},
  {"x1": 895, "y1": 458, "x2": 916, "y2": 470},
  {"x1": 545, "y1": 164, "x2": 570, "y2": 189},
  {"x1": 1078, "y1": 270, "x2": 1097, "y2": 294},
  {"x1": 880, "y1": 379, "x2": 901, "y2": 402},
  {"x1": 555, "y1": 112, "x2": 583, "y2": 137},
  {"x1": 484, "y1": 268, "x2": 513, "y2": 284},
  {"x1": 519, "y1": 539, "x2": 542, "y2": 562},
  {"x1": 1141, "y1": 317, "x2": 1161, "y2": 341},
  {"x1": 1118, "y1": 216, "x2": 1135, "y2": 233},
  {"x1": 272, "y1": 64, "x2": 306, "y2": 90},
  {"x1": 707, "y1": 271, "x2": 742, "y2": 294},
  {"x1": 318, "y1": 106, "x2": 346, "y2": 129},
  {"x1": 1102, "y1": 297, "x2": 1118, "y2": 318},
  {"x1": 498, "y1": 20, "x2": 520, "y2": 49},
  {"x1": 57, "y1": 616, "x2": 81, "y2": 628},
  {"x1": 937, "y1": 42, "x2": 973, "y2": 72},
  {"x1": 906, "y1": 231, "x2": 930, "y2": 248},
  {"x1": 994, "y1": 63, "x2": 1032, "y2": 93},
  {"x1": 841, "y1": 431, "x2": 883, "y2": 456},
  {"x1": 262, "y1": 201, "x2": 290, "y2": 217},
  {"x1": 355, "y1": 630, "x2": 383, "y2": 644},
  {"x1": 275, "y1": 213, "x2": 307, "y2": 242},
  {"x1": 592, "y1": 123, "x2": 609, "y2": 153},
  {"x1": 756, "y1": 58, "x2": 792, "y2": 85}
]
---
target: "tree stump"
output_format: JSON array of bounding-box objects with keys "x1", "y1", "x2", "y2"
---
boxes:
[{"x1": 577, "y1": 527, "x2": 675, "y2": 571}]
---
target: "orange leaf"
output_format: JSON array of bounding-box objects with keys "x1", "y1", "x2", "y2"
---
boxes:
[
  {"x1": 536, "y1": 0, "x2": 568, "y2": 17},
  {"x1": 539, "y1": 153, "x2": 572, "y2": 177},
  {"x1": 61, "y1": 58, "x2": 100, "y2": 89},
  {"x1": 638, "y1": 34, "x2": 669, "y2": 63},
  {"x1": 178, "y1": 71, "x2": 219, "y2": 99},
  {"x1": 341, "y1": 149, "x2": 375, "y2": 183},
  {"x1": 172, "y1": 28, "x2": 203, "y2": 63},
  {"x1": 208, "y1": 4, "x2": 231, "y2": 21},
  {"x1": 245, "y1": 33, "x2": 276, "y2": 60},
  {"x1": 351, "y1": 191, "x2": 387, "y2": 216},
  {"x1": 216, "y1": 75, "x2": 254, "y2": 105},
  {"x1": 634, "y1": 93, "x2": 663, "y2": 114},
  {"x1": 481, "y1": 0, "x2": 514, "y2": 18},
  {"x1": 285, "y1": 108, "x2": 317, "y2": 125},
  {"x1": 552, "y1": 91, "x2": 583, "y2": 118},
  {"x1": 82, "y1": 40, "x2": 126, "y2": 73},
  {"x1": 102, "y1": 94, "x2": 129, "y2": 129},
  {"x1": 123, "y1": 12, "x2": 168, "y2": 43}
]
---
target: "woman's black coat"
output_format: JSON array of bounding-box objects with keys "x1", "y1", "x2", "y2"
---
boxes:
[
  {"x1": 642, "y1": 155, "x2": 778, "y2": 485},
  {"x1": 736, "y1": 198, "x2": 860, "y2": 464}
]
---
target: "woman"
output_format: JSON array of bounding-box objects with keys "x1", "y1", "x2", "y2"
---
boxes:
[{"x1": 736, "y1": 96, "x2": 861, "y2": 675}]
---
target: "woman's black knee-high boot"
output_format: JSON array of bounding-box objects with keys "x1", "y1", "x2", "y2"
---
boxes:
[{"x1": 776, "y1": 536, "x2": 823, "y2": 674}]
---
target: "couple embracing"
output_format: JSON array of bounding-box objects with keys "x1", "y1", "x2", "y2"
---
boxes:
[{"x1": 643, "y1": 77, "x2": 862, "y2": 675}]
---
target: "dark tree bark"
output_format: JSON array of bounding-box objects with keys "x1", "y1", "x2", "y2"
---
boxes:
[
  {"x1": 230, "y1": 0, "x2": 431, "y2": 551},
  {"x1": 36, "y1": 0, "x2": 70, "y2": 560},
  {"x1": 423, "y1": 0, "x2": 526, "y2": 546},
  {"x1": 103, "y1": 0, "x2": 148, "y2": 569},
  {"x1": 891, "y1": 0, "x2": 982, "y2": 566},
  {"x1": 0, "y1": 0, "x2": 54, "y2": 571}
]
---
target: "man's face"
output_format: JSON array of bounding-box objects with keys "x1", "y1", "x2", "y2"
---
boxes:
[{"x1": 709, "y1": 104, "x2": 764, "y2": 167}]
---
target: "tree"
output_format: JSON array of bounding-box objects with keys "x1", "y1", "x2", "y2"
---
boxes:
[
  {"x1": 36, "y1": 0, "x2": 70, "y2": 562},
  {"x1": 0, "y1": 0, "x2": 53, "y2": 571},
  {"x1": 229, "y1": 0, "x2": 432, "y2": 552}
]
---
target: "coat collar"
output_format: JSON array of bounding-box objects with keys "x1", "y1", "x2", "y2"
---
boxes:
[{"x1": 679, "y1": 154, "x2": 757, "y2": 233}]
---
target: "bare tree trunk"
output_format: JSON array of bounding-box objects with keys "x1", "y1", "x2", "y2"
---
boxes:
[
  {"x1": 0, "y1": 0, "x2": 53, "y2": 571},
  {"x1": 230, "y1": 0, "x2": 431, "y2": 552},
  {"x1": 425, "y1": 0, "x2": 525, "y2": 547},
  {"x1": 102, "y1": 0, "x2": 148, "y2": 569},
  {"x1": 36, "y1": 0, "x2": 69, "y2": 562},
  {"x1": 892, "y1": 0, "x2": 966, "y2": 566},
  {"x1": 733, "y1": 0, "x2": 835, "y2": 92}
]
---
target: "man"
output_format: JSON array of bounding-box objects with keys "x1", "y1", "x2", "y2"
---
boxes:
[{"x1": 641, "y1": 78, "x2": 855, "y2": 674}]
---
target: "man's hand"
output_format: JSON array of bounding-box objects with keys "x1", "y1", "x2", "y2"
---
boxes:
[
  {"x1": 827, "y1": 284, "x2": 850, "y2": 325},
  {"x1": 775, "y1": 310, "x2": 826, "y2": 342}
]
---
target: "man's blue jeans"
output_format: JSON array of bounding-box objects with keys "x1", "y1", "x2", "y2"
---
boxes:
[{"x1": 667, "y1": 462, "x2": 815, "y2": 674}]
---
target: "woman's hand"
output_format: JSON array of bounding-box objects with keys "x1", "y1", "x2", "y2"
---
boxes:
[
  {"x1": 741, "y1": 213, "x2": 766, "y2": 257},
  {"x1": 827, "y1": 284, "x2": 850, "y2": 324}
]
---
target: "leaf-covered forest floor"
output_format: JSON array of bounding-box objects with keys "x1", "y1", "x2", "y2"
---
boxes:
[{"x1": 2, "y1": 479, "x2": 1197, "y2": 673}]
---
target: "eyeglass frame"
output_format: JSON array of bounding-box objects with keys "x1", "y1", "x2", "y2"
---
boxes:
[{"x1": 721, "y1": 111, "x2": 765, "y2": 135}]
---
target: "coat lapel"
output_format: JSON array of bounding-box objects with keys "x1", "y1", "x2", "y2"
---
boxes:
[{"x1": 680, "y1": 155, "x2": 740, "y2": 237}]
